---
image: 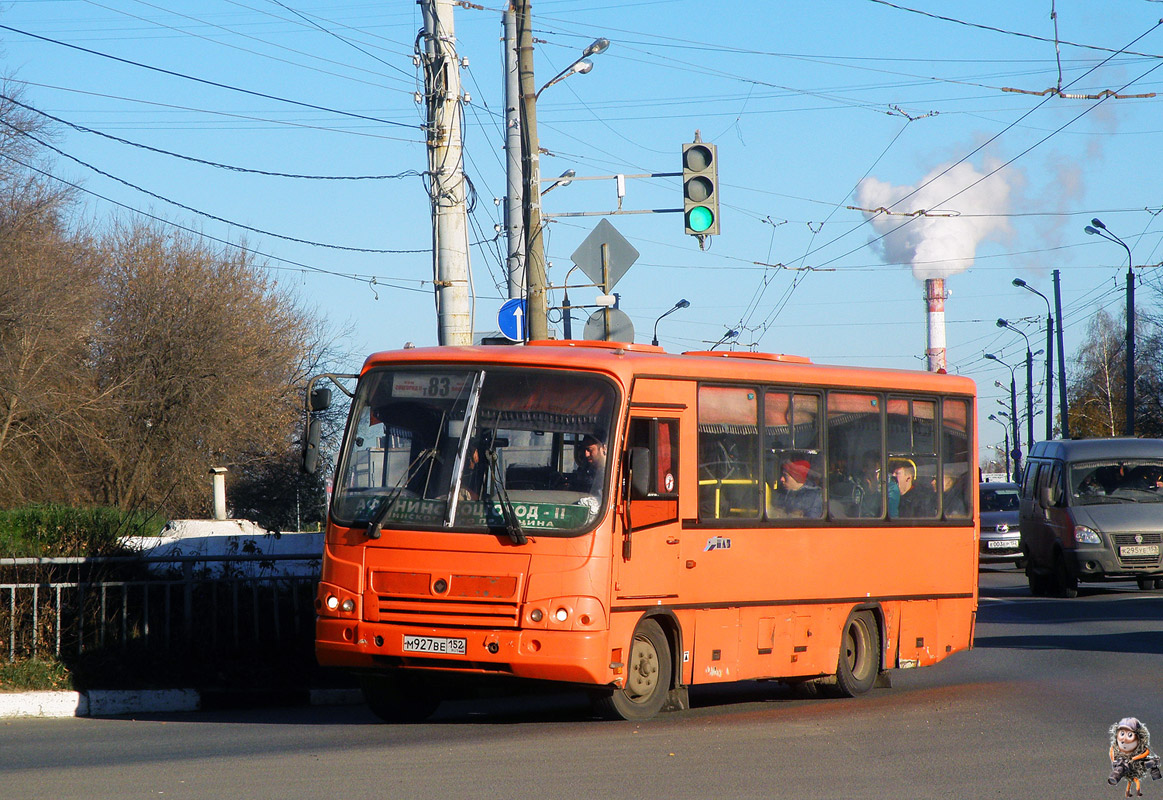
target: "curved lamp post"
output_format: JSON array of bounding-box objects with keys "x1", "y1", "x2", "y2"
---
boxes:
[
  {"x1": 521, "y1": 32, "x2": 610, "y2": 338},
  {"x1": 988, "y1": 413, "x2": 1012, "y2": 481},
  {"x1": 1084, "y1": 218, "x2": 1135, "y2": 436},
  {"x1": 1012, "y1": 278, "x2": 1056, "y2": 440},
  {"x1": 986, "y1": 352, "x2": 1022, "y2": 477},
  {"x1": 536, "y1": 38, "x2": 609, "y2": 98},
  {"x1": 652, "y1": 299, "x2": 690, "y2": 347},
  {"x1": 996, "y1": 319, "x2": 1035, "y2": 448}
]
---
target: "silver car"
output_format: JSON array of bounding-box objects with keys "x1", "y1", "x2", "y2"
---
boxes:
[{"x1": 980, "y1": 481, "x2": 1022, "y2": 567}]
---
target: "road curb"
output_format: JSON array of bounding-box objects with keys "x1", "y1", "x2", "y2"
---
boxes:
[{"x1": 0, "y1": 687, "x2": 363, "y2": 719}]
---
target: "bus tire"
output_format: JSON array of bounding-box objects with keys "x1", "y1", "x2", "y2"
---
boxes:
[
  {"x1": 593, "y1": 619, "x2": 672, "y2": 721},
  {"x1": 359, "y1": 672, "x2": 442, "y2": 723},
  {"x1": 834, "y1": 611, "x2": 879, "y2": 697}
]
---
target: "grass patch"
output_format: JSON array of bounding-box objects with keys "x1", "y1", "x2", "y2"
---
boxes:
[
  {"x1": 0, "y1": 504, "x2": 166, "y2": 558},
  {"x1": 0, "y1": 658, "x2": 73, "y2": 692}
]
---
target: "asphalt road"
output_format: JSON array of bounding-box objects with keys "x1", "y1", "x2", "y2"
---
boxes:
[{"x1": 4, "y1": 567, "x2": 1163, "y2": 799}]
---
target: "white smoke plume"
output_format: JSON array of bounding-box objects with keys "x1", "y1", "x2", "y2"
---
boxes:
[{"x1": 856, "y1": 157, "x2": 1018, "y2": 280}]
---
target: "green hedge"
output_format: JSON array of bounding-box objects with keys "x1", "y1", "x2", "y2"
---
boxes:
[{"x1": 0, "y1": 504, "x2": 166, "y2": 557}]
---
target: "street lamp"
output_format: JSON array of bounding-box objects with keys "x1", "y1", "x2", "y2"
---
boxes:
[
  {"x1": 988, "y1": 413, "x2": 1012, "y2": 481},
  {"x1": 985, "y1": 352, "x2": 1022, "y2": 478},
  {"x1": 536, "y1": 38, "x2": 609, "y2": 98},
  {"x1": 1084, "y1": 218, "x2": 1135, "y2": 436},
  {"x1": 652, "y1": 299, "x2": 690, "y2": 347},
  {"x1": 1012, "y1": 278, "x2": 1057, "y2": 440},
  {"x1": 711, "y1": 328, "x2": 740, "y2": 350},
  {"x1": 541, "y1": 169, "x2": 575, "y2": 197},
  {"x1": 996, "y1": 318, "x2": 1035, "y2": 449}
]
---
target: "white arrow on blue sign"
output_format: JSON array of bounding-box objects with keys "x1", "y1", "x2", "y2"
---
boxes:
[{"x1": 498, "y1": 298, "x2": 526, "y2": 341}]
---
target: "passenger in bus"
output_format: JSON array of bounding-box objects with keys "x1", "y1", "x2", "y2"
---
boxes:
[
  {"x1": 852, "y1": 451, "x2": 882, "y2": 517},
  {"x1": 938, "y1": 467, "x2": 968, "y2": 517},
  {"x1": 892, "y1": 461, "x2": 936, "y2": 518},
  {"x1": 771, "y1": 458, "x2": 822, "y2": 519},
  {"x1": 571, "y1": 433, "x2": 607, "y2": 494},
  {"x1": 887, "y1": 460, "x2": 904, "y2": 517}
]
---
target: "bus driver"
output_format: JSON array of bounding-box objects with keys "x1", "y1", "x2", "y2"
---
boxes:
[{"x1": 572, "y1": 434, "x2": 607, "y2": 494}]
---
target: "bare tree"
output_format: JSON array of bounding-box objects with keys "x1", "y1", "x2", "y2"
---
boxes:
[
  {"x1": 0, "y1": 82, "x2": 107, "y2": 505},
  {"x1": 1067, "y1": 308, "x2": 1126, "y2": 438},
  {"x1": 92, "y1": 220, "x2": 326, "y2": 516}
]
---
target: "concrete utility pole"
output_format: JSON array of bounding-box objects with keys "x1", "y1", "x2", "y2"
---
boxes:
[
  {"x1": 514, "y1": 0, "x2": 549, "y2": 339},
  {"x1": 503, "y1": 8, "x2": 524, "y2": 300},
  {"x1": 420, "y1": 0, "x2": 473, "y2": 345}
]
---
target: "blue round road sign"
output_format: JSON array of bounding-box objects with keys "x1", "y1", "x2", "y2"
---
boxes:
[{"x1": 498, "y1": 298, "x2": 526, "y2": 341}]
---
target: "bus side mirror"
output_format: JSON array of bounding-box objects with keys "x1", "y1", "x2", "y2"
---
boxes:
[
  {"x1": 309, "y1": 387, "x2": 333, "y2": 412},
  {"x1": 302, "y1": 419, "x2": 322, "y2": 475},
  {"x1": 629, "y1": 447, "x2": 651, "y2": 499}
]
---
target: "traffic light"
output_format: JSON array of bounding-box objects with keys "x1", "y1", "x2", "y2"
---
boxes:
[{"x1": 682, "y1": 141, "x2": 719, "y2": 236}]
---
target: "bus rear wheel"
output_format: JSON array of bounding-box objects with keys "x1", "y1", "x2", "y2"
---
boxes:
[
  {"x1": 834, "y1": 611, "x2": 880, "y2": 697},
  {"x1": 359, "y1": 672, "x2": 442, "y2": 723},
  {"x1": 593, "y1": 619, "x2": 672, "y2": 721}
]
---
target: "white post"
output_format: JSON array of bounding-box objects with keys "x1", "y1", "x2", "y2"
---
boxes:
[
  {"x1": 421, "y1": 0, "x2": 473, "y2": 344},
  {"x1": 210, "y1": 467, "x2": 228, "y2": 521}
]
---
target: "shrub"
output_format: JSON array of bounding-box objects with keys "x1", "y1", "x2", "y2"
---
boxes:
[{"x1": 0, "y1": 504, "x2": 165, "y2": 557}]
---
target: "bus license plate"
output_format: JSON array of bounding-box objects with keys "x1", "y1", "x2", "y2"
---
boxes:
[
  {"x1": 1120, "y1": 545, "x2": 1160, "y2": 558},
  {"x1": 402, "y1": 635, "x2": 466, "y2": 655}
]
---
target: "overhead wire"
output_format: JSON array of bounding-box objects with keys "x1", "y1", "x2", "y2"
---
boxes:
[
  {"x1": 0, "y1": 91, "x2": 421, "y2": 180},
  {"x1": 0, "y1": 23, "x2": 421, "y2": 130}
]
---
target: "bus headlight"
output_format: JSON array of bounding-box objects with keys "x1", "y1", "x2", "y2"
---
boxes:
[
  {"x1": 326, "y1": 595, "x2": 340, "y2": 610},
  {"x1": 554, "y1": 607, "x2": 569, "y2": 623},
  {"x1": 1074, "y1": 526, "x2": 1102, "y2": 545}
]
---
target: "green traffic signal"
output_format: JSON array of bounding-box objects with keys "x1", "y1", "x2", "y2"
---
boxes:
[
  {"x1": 687, "y1": 205, "x2": 714, "y2": 233},
  {"x1": 682, "y1": 141, "x2": 719, "y2": 237}
]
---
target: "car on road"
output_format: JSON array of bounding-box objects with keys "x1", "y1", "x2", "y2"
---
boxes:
[
  {"x1": 979, "y1": 481, "x2": 1021, "y2": 567},
  {"x1": 1019, "y1": 437, "x2": 1163, "y2": 597}
]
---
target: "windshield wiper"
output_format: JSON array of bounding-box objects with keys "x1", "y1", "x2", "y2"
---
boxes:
[
  {"x1": 366, "y1": 448, "x2": 439, "y2": 539},
  {"x1": 483, "y1": 447, "x2": 527, "y2": 546}
]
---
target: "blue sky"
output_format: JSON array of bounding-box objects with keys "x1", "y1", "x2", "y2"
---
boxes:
[{"x1": 1, "y1": 0, "x2": 1161, "y2": 463}]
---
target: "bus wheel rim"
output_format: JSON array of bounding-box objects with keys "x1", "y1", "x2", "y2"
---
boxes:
[{"x1": 625, "y1": 634, "x2": 659, "y2": 701}]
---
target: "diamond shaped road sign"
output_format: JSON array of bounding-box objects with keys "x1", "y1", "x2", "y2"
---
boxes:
[{"x1": 570, "y1": 218, "x2": 639, "y2": 289}]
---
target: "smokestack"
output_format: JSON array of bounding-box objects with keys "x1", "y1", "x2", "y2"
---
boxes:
[
  {"x1": 210, "y1": 467, "x2": 228, "y2": 520},
  {"x1": 925, "y1": 278, "x2": 947, "y2": 373}
]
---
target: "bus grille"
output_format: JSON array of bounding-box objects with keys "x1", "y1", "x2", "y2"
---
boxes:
[
  {"x1": 1113, "y1": 532, "x2": 1163, "y2": 567},
  {"x1": 373, "y1": 596, "x2": 521, "y2": 628}
]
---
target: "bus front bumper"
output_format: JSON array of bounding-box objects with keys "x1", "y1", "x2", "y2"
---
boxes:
[{"x1": 316, "y1": 617, "x2": 615, "y2": 687}]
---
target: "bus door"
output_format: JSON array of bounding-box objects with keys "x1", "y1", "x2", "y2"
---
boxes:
[{"x1": 615, "y1": 404, "x2": 685, "y2": 600}]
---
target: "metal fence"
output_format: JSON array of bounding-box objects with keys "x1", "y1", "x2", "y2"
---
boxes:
[{"x1": 0, "y1": 555, "x2": 320, "y2": 664}]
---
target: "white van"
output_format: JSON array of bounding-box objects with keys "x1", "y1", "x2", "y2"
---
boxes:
[{"x1": 1019, "y1": 438, "x2": 1163, "y2": 597}]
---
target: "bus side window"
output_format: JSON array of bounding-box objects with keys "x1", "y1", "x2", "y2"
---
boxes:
[
  {"x1": 825, "y1": 392, "x2": 884, "y2": 519},
  {"x1": 698, "y1": 385, "x2": 760, "y2": 521},
  {"x1": 627, "y1": 418, "x2": 679, "y2": 498},
  {"x1": 940, "y1": 397, "x2": 972, "y2": 519}
]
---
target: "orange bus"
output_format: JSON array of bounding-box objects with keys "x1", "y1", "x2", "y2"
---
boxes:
[{"x1": 308, "y1": 340, "x2": 978, "y2": 720}]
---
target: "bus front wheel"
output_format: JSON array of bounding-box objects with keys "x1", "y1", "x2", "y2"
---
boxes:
[
  {"x1": 834, "y1": 611, "x2": 880, "y2": 697},
  {"x1": 359, "y1": 672, "x2": 442, "y2": 723},
  {"x1": 593, "y1": 619, "x2": 672, "y2": 721}
]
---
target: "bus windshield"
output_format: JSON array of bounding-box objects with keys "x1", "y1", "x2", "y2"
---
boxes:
[
  {"x1": 331, "y1": 366, "x2": 618, "y2": 536},
  {"x1": 1070, "y1": 459, "x2": 1163, "y2": 505}
]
